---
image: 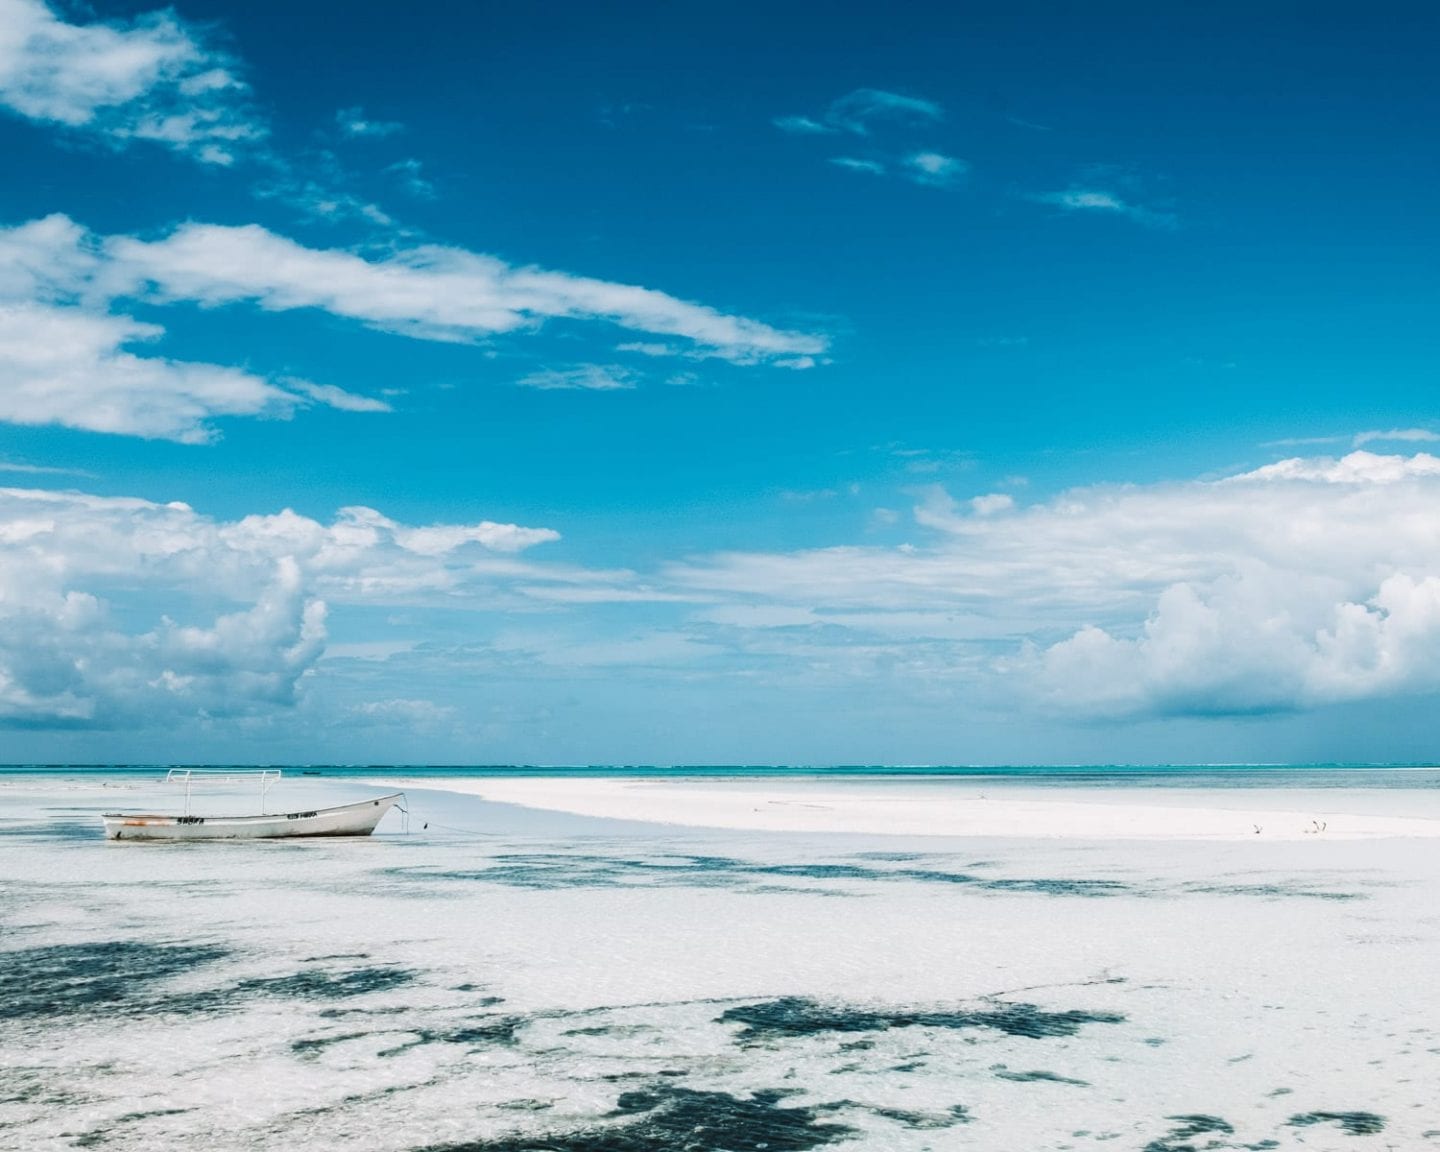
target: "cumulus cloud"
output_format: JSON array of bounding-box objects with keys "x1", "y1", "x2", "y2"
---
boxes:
[
  {"x1": 0, "y1": 486, "x2": 560, "y2": 727},
  {"x1": 667, "y1": 451, "x2": 1440, "y2": 717},
  {"x1": 0, "y1": 0, "x2": 263, "y2": 163},
  {"x1": 1030, "y1": 188, "x2": 1176, "y2": 229},
  {"x1": 1026, "y1": 568, "x2": 1440, "y2": 717}
]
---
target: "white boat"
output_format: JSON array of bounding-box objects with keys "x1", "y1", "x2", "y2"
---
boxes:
[{"x1": 101, "y1": 770, "x2": 403, "y2": 841}]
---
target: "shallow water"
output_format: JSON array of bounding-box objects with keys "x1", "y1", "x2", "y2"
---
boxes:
[{"x1": 2, "y1": 774, "x2": 1437, "y2": 1149}]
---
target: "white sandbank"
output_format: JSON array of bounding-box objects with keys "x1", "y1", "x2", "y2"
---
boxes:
[{"x1": 376, "y1": 775, "x2": 1440, "y2": 840}]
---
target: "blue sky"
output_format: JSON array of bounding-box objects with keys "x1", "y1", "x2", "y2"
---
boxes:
[{"x1": 2, "y1": 0, "x2": 1440, "y2": 764}]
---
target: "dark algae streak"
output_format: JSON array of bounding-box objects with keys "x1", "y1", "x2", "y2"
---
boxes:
[
  {"x1": 1143, "y1": 1114, "x2": 1234, "y2": 1152},
  {"x1": 717, "y1": 996, "x2": 1125, "y2": 1042},
  {"x1": 0, "y1": 938, "x2": 416, "y2": 1021},
  {"x1": 1288, "y1": 1111, "x2": 1386, "y2": 1135},
  {"x1": 0, "y1": 940, "x2": 230, "y2": 1019},
  {"x1": 415, "y1": 1084, "x2": 855, "y2": 1151}
]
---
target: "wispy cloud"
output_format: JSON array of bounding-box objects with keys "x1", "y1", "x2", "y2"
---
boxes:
[
  {"x1": 902, "y1": 151, "x2": 966, "y2": 187},
  {"x1": 387, "y1": 157, "x2": 437, "y2": 199},
  {"x1": 517, "y1": 365, "x2": 635, "y2": 391},
  {"x1": 773, "y1": 114, "x2": 834, "y2": 135},
  {"x1": 253, "y1": 178, "x2": 393, "y2": 227},
  {"x1": 0, "y1": 0, "x2": 264, "y2": 164},
  {"x1": 1353, "y1": 428, "x2": 1440, "y2": 447},
  {"x1": 0, "y1": 459, "x2": 93, "y2": 477},
  {"x1": 780, "y1": 89, "x2": 961, "y2": 189},
  {"x1": 336, "y1": 105, "x2": 403, "y2": 138},
  {"x1": 775, "y1": 87, "x2": 942, "y2": 137},
  {"x1": 2, "y1": 213, "x2": 828, "y2": 381},
  {"x1": 1030, "y1": 188, "x2": 1177, "y2": 229},
  {"x1": 1260, "y1": 434, "x2": 1347, "y2": 449},
  {"x1": 1263, "y1": 429, "x2": 1440, "y2": 451},
  {"x1": 825, "y1": 88, "x2": 942, "y2": 135},
  {"x1": 830, "y1": 157, "x2": 886, "y2": 176}
]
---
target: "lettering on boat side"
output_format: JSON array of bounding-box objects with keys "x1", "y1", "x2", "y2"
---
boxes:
[
  {"x1": 176, "y1": 816, "x2": 205, "y2": 825},
  {"x1": 287, "y1": 811, "x2": 318, "y2": 820}
]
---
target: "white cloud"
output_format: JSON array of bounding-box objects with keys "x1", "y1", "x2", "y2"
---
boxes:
[
  {"x1": 773, "y1": 114, "x2": 834, "y2": 135},
  {"x1": 777, "y1": 88, "x2": 942, "y2": 137},
  {"x1": 0, "y1": 216, "x2": 390, "y2": 441},
  {"x1": 19, "y1": 215, "x2": 823, "y2": 365},
  {"x1": 387, "y1": 157, "x2": 436, "y2": 199},
  {"x1": 825, "y1": 88, "x2": 942, "y2": 135},
  {"x1": 666, "y1": 451, "x2": 1440, "y2": 717},
  {"x1": 0, "y1": 211, "x2": 820, "y2": 438},
  {"x1": 0, "y1": 459, "x2": 91, "y2": 476},
  {"x1": 1353, "y1": 427, "x2": 1440, "y2": 447},
  {"x1": 336, "y1": 105, "x2": 403, "y2": 138},
  {"x1": 0, "y1": 0, "x2": 262, "y2": 163},
  {"x1": 517, "y1": 365, "x2": 635, "y2": 391},
  {"x1": 254, "y1": 178, "x2": 394, "y2": 227},
  {"x1": 0, "y1": 301, "x2": 303, "y2": 442},
  {"x1": 350, "y1": 698, "x2": 454, "y2": 725},
  {"x1": 970, "y1": 493, "x2": 1014, "y2": 516},
  {"x1": 287, "y1": 380, "x2": 392, "y2": 414},
  {"x1": 0, "y1": 486, "x2": 560, "y2": 727},
  {"x1": 830, "y1": 157, "x2": 886, "y2": 176},
  {"x1": 1030, "y1": 188, "x2": 1176, "y2": 229},
  {"x1": 1026, "y1": 568, "x2": 1440, "y2": 717},
  {"x1": 902, "y1": 151, "x2": 966, "y2": 187}
]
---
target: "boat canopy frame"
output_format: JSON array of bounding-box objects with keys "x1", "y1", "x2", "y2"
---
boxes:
[{"x1": 165, "y1": 768, "x2": 283, "y2": 816}]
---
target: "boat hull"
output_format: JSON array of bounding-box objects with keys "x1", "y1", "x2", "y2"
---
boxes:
[{"x1": 102, "y1": 794, "x2": 401, "y2": 841}]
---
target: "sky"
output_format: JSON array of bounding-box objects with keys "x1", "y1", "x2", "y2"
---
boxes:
[{"x1": 2, "y1": 0, "x2": 1440, "y2": 765}]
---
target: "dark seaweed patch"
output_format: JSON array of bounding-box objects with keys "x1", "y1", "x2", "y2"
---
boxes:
[
  {"x1": 718, "y1": 996, "x2": 1124, "y2": 1042},
  {"x1": 291, "y1": 1031, "x2": 372, "y2": 1058},
  {"x1": 115, "y1": 1108, "x2": 191, "y2": 1122},
  {"x1": 416, "y1": 1083, "x2": 854, "y2": 1151},
  {"x1": 69, "y1": 1107, "x2": 194, "y2": 1147},
  {"x1": 978, "y1": 878, "x2": 1130, "y2": 896},
  {"x1": 233, "y1": 965, "x2": 415, "y2": 1000},
  {"x1": 992, "y1": 1067, "x2": 1089, "y2": 1085},
  {"x1": 380, "y1": 853, "x2": 1136, "y2": 898},
  {"x1": 1143, "y1": 1114, "x2": 1234, "y2": 1152},
  {"x1": 369, "y1": 1017, "x2": 525, "y2": 1057},
  {"x1": 1189, "y1": 884, "x2": 1364, "y2": 902},
  {"x1": 0, "y1": 940, "x2": 229, "y2": 1020},
  {"x1": 870, "y1": 1105, "x2": 970, "y2": 1129},
  {"x1": 1288, "y1": 1111, "x2": 1385, "y2": 1135},
  {"x1": 814, "y1": 1100, "x2": 969, "y2": 1129}
]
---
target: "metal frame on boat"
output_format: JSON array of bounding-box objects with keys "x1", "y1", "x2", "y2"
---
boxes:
[{"x1": 101, "y1": 769, "x2": 403, "y2": 841}]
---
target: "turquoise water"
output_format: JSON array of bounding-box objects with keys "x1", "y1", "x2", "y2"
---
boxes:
[{"x1": 3, "y1": 762, "x2": 1440, "y2": 788}]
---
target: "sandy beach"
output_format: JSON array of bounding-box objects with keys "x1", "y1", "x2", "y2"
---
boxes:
[
  {"x1": 378, "y1": 773, "x2": 1440, "y2": 840},
  {"x1": 7, "y1": 770, "x2": 1440, "y2": 1151}
]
